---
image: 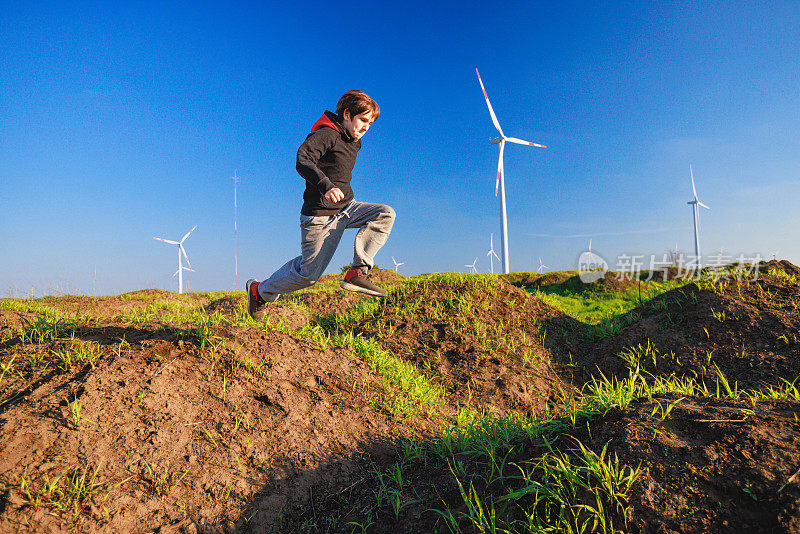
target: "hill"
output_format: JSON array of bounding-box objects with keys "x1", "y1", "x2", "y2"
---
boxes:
[{"x1": 1, "y1": 265, "x2": 799, "y2": 532}]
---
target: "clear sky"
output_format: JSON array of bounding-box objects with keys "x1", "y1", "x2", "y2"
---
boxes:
[{"x1": 2, "y1": 1, "x2": 798, "y2": 296}]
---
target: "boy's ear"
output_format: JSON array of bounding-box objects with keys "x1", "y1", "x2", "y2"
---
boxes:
[{"x1": 342, "y1": 109, "x2": 351, "y2": 121}]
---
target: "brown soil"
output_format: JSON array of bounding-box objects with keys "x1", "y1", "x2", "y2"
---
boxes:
[
  {"x1": 2, "y1": 264, "x2": 800, "y2": 533},
  {"x1": 588, "y1": 394, "x2": 800, "y2": 533},
  {"x1": 308, "y1": 394, "x2": 800, "y2": 533},
  {"x1": 0, "y1": 313, "x2": 417, "y2": 532},
  {"x1": 355, "y1": 278, "x2": 572, "y2": 417},
  {"x1": 511, "y1": 270, "x2": 575, "y2": 290},
  {"x1": 568, "y1": 270, "x2": 800, "y2": 389}
]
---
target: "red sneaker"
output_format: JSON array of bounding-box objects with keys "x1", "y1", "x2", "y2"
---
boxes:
[
  {"x1": 340, "y1": 269, "x2": 388, "y2": 297},
  {"x1": 246, "y1": 279, "x2": 266, "y2": 320}
]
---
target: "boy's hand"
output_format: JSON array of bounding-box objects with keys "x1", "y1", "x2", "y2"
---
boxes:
[{"x1": 325, "y1": 187, "x2": 345, "y2": 203}]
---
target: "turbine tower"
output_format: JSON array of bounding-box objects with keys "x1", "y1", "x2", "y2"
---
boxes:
[
  {"x1": 687, "y1": 166, "x2": 710, "y2": 266},
  {"x1": 154, "y1": 225, "x2": 197, "y2": 294},
  {"x1": 486, "y1": 233, "x2": 500, "y2": 274},
  {"x1": 476, "y1": 68, "x2": 546, "y2": 274}
]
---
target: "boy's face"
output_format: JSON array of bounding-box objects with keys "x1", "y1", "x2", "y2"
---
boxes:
[{"x1": 342, "y1": 109, "x2": 374, "y2": 141}]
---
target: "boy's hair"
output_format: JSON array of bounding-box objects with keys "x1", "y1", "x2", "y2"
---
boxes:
[{"x1": 336, "y1": 90, "x2": 380, "y2": 122}]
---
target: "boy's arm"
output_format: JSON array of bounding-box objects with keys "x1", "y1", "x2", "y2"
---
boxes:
[{"x1": 296, "y1": 128, "x2": 339, "y2": 195}]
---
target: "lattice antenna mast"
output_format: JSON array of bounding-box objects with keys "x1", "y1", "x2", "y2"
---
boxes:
[{"x1": 232, "y1": 170, "x2": 240, "y2": 289}]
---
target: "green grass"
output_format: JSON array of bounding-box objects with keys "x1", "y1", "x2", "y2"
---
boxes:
[{"x1": 529, "y1": 278, "x2": 687, "y2": 325}]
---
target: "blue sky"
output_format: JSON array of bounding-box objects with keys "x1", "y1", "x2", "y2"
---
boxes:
[{"x1": 2, "y1": 1, "x2": 798, "y2": 296}]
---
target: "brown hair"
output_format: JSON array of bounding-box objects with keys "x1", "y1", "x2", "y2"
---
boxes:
[{"x1": 336, "y1": 90, "x2": 380, "y2": 122}]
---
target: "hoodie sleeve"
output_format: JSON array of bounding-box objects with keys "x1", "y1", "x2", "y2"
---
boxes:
[{"x1": 296, "y1": 128, "x2": 339, "y2": 194}]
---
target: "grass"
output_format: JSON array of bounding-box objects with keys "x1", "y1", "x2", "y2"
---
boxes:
[
  {"x1": 13, "y1": 465, "x2": 104, "y2": 525},
  {"x1": 3, "y1": 267, "x2": 798, "y2": 531},
  {"x1": 528, "y1": 277, "x2": 689, "y2": 341}
]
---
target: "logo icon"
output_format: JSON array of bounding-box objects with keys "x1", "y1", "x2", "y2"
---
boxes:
[{"x1": 578, "y1": 244, "x2": 608, "y2": 283}]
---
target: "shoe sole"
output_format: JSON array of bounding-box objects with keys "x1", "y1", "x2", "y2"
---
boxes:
[
  {"x1": 340, "y1": 281, "x2": 387, "y2": 297},
  {"x1": 246, "y1": 279, "x2": 265, "y2": 320}
]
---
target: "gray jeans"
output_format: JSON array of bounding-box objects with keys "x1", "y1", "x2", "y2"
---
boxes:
[{"x1": 258, "y1": 201, "x2": 395, "y2": 300}]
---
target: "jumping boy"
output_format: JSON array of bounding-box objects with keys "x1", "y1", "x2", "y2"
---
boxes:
[{"x1": 246, "y1": 90, "x2": 395, "y2": 321}]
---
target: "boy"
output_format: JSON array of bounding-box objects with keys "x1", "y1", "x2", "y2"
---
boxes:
[{"x1": 246, "y1": 90, "x2": 396, "y2": 321}]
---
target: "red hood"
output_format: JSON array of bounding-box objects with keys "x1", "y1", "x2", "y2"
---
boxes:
[{"x1": 310, "y1": 112, "x2": 340, "y2": 134}]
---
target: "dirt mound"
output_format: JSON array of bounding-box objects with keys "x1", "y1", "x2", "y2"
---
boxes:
[
  {"x1": 317, "y1": 268, "x2": 405, "y2": 284},
  {"x1": 513, "y1": 271, "x2": 574, "y2": 290},
  {"x1": 355, "y1": 276, "x2": 573, "y2": 416},
  {"x1": 297, "y1": 394, "x2": 800, "y2": 534},
  {"x1": 572, "y1": 395, "x2": 800, "y2": 533},
  {"x1": 204, "y1": 295, "x2": 242, "y2": 315},
  {"x1": 761, "y1": 259, "x2": 800, "y2": 278},
  {"x1": 518, "y1": 271, "x2": 639, "y2": 294},
  {"x1": 0, "y1": 316, "x2": 411, "y2": 532},
  {"x1": 576, "y1": 272, "x2": 800, "y2": 389}
]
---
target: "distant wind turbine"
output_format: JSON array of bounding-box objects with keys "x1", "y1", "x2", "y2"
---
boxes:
[
  {"x1": 486, "y1": 234, "x2": 501, "y2": 274},
  {"x1": 668, "y1": 243, "x2": 681, "y2": 267},
  {"x1": 687, "y1": 165, "x2": 710, "y2": 266},
  {"x1": 391, "y1": 256, "x2": 405, "y2": 272},
  {"x1": 771, "y1": 250, "x2": 780, "y2": 261},
  {"x1": 465, "y1": 257, "x2": 478, "y2": 274},
  {"x1": 154, "y1": 225, "x2": 197, "y2": 294},
  {"x1": 537, "y1": 257, "x2": 549, "y2": 273},
  {"x1": 476, "y1": 68, "x2": 546, "y2": 275}
]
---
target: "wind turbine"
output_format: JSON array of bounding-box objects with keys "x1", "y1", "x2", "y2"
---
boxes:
[
  {"x1": 687, "y1": 165, "x2": 710, "y2": 267},
  {"x1": 486, "y1": 234, "x2": 501, "y2": 274},
  {"x1": 537, "y1": 257, "x2": 549, "y2": 273},
  {"x1": 154, "y1": 225, "x2": 197, "y2": 294},
  {"x1": 476, "y1": 68, "x2": 546, "y2": 274},
  {"x1": 465, "y1": 257, "x2": 478, "y2": 274},
  {"x1": 391, "y1": 256, "x2": 405, "y2": 272}
]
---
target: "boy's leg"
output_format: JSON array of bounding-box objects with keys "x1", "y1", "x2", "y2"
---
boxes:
[
  {"x1": 257, "y1": 214, "x2": 348, "y2": 300},
  {"x1": 338, "y1": 202, "x2": 396, "y2": 297},
  {"x1": 344, "y1": 202, "x2": 396, "y2": 271}
]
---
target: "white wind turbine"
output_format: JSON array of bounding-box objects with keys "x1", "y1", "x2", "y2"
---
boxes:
[
  {"x1": 465, "y1": 257, "x2": 478, "y2": 274},
  {"x1": 391, "y1": 256, "x2": 405, "y2": 272},
  {"x1": 537, "y1": 257, "x2": 549, "y2": 273},
  {"x1": 476, "y1": 68, "x2": 546, "y2": 274},
  {"x1": 154, "y1": 225, "x2": 197, "y2": 294},
  {"x1": 486, "y1": 234, "x2": 501, "y2": 274},
  {"x1": 687, "y1": 165, "x2": 710, "y2": 267}
]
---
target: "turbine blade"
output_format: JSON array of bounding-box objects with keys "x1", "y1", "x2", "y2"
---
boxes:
[
  {"x1": 180, "y1": 244, "x2": 191, "y2": 269},
  {"x1": 172, "y1": 269, "x2": 180, "y2": 278},
  {"x1": 505, "y1": 137, "x2": 546, "y2": 148},
  {"x1": 476, "y1": 68, "x2": 505, "y2": 138},
  {"x1": 495, "y1": 140, "x2": 505, "y2": 196},
  {"x1": 154, "y1": 237, "x2": 179, "y2": 245},
  {"x1": 698, "y1": 201, "x2": 711, "y2": 210},
  {"x1": 181, "y1": 224, "x2": 198, "y2": 243},
  {"x1": 690, "y1": 166, "x2": 698, "y2": 199},
  {"x1": 493, "y1": 251, "x2": 501, "y2": 261},
  {"x1": 184, "y1": 267, "x2": 195, "y2": 272}
]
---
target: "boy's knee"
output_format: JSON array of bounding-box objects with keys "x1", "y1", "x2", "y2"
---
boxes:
[{"x1": 383, "y1": 206, "x2": 396, "y2": 220}]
